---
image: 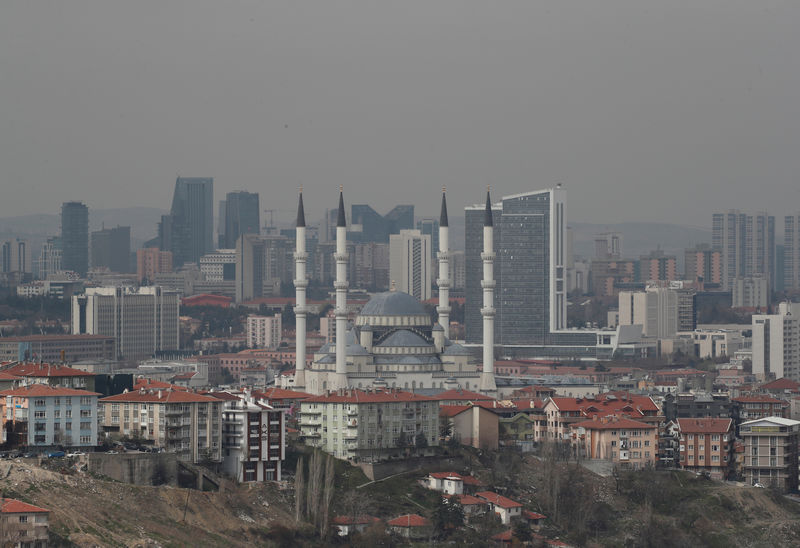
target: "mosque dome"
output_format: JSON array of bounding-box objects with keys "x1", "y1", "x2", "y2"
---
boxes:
[{"x1": 356, "y1": 291, "x2": 431, "y2": 328}]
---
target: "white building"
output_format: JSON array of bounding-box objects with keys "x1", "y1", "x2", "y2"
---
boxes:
[
  {"x1": 618, "y1": 287, "x2": 678, "y2": 338},
  {"x1": 246, "y1": 314, "x2": 282, "y2": 349},
  {"x1": 732, "y1": 276, "x2": 769, "y2": 309},
  {"x1": 34, "y1": 238, "x2": 63, "y2": 280},
  {"x1": 220, "y1": 392, "x2": 285, "y2": 482},
  {"x1": 199, "y1": 249, "x2": 236, "y2": 282},
  {"x1": 72, "y1": 286, "x2": 180, "y2": 361},
  {"x1": 1, "y1": 239, "x2": 31, "y2": 275},
  {"x1": 752, "y1": 303, "x2": 800, "y2": 381},
  {"x1": 389, "y1": 229, "x2": 432, "y2": 302}
]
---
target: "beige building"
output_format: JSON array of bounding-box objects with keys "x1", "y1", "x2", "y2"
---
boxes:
[
  {"x1": 246, "y1": 314, "x2": 282, "y2": 349},
  {"x1": 618, "y1": 287, "x2": 678, "y2": 338},
  {"x1": 439, "y1": 404, "x2": 499, "y2": 450},
  {"x1": 752, "y1": 303, "x2": 800, "y2": 382},
  {"x1": 389, "y1": 230, "x2": 432, "y2": 302},
  {"x1": 299, "y1": 388, "x2": 439, "y2": 461},
  {"x1": 99, "y1": 389, "x2": 222, "y2": 464},
  {"x1": 570, "y1": 415, "x2": 658, "y2": 470},
  {"x1": 0, "y1": 498, "x2": 49, "y2": 547},
  {"x1": 740, "y1": 416, "x2": 800, "y2": 491}
]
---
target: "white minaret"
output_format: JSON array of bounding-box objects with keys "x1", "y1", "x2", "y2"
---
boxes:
[
  {"x1": 480, "y1": 188, "x2": 497, "y2": 394},
  {"x1": 293, "y1": 188, "x2": 307, "y2": 389},
  {"x1": 333, "y1": 186, "x2": 349, "y2": 390},
  {"x1": 437, "y1": 187, "x2": 451, "y2": 339}
]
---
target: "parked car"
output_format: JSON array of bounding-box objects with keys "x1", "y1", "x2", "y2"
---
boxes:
[
  {"x1": 66, "y1": 451, "x2": 85, "y2": 458},
  {"x1": 47, "y1": 451, "x2": 66, "y2": 458}
]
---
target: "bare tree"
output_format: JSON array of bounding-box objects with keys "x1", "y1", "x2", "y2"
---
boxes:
[
  {"x1": 320, "y1": 455, "x2": 335, "y2": 537},
  {"x1": 294, "y1": 456, "x2": 305, "y2": 522},
  {"x1": 307, "y1": 450, "x2": 324, "y2": 529}
]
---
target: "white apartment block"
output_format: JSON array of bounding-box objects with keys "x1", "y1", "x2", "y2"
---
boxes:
[
  {"x1": 246, "y1": 314, "x2": 282, "y2": 349},
  {"x1": 72, "y1": 286, "x2": 180, "y2": 361},
  {"x1": 221, "y1": 393, "x2": 285, "y2": 482},
  {"x1": 0, "y1": 384, "x2": 100, "y2": 448},
  {"x1": 740, "y1": 417, "x2": 800, "y2": 491},
  {"x1": 732, "y1": 276, "x2": 769, "y2": 309},
  {"x1": 618, "y1": 287, "x2": 677, "y2": 338},
  {"x1": 389, "y1": 230, "x2": 432, "y2": 302},
  {"x1": 299, "y1": 389, "x2": 440, "y2": 461},
  {"x1": 752, "y1": 302, "x2": 800, "y2": 382}
]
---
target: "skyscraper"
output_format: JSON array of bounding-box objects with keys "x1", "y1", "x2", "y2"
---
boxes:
[
  {"x1": 91, "y1": 226, "x2": 131, "y2": 273},
  {"x1": 389, "y1": 229, "x2": 432, "y2": 301},
  {"x1": 163, "y1": 177, "x2": 214, "y2": 266},
  {"x1": 1, "y1": 239, "x2": 30, "y2": 275},
  {"x1": 61, "y1": 201, "x2": 89, "y2": 276},
  {"x1": 349, "y1": 204, "x2": 414, "y2": 243},
  {"x1": 465, "y1": 188, "x2": 567, "y2": 346},
  {"x1": 712, "y1": 210, "x2": 775, "y2": 292},
  {"x1": 235, "y1": 234, "x2": 266, "y2": 303},
  {"x1": 785, "y1": 214, "x2": 800, "y2": 291},
  {"x1": 223, "y1": 191, "x2": 260, "y2": 248}
]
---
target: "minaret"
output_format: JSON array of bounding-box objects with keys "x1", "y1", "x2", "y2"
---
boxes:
[
  {"x1": 333, "y1": 186, "x2": 349, "y2": 390},
  {"x1": 437, "y1": 187, "x2": 451, "y2": 339},
  {"x1": 480, "y1": 188, "x2": 497, "y2": 394},
  {"x1": 293, "y1": 187, "x2": 307, "y2": 389}
]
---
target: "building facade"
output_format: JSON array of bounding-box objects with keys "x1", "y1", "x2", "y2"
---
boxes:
[
  {"x1": 91, "y1": 226, "x2": 131, "y2": 273},
  {"x1": 220, "y1": 393, "x2": 285, "y2": 482},
  {"x1": 389, "y1": 229, "x2": 432, "y2": 301},
  {"x1": 61, "y1": 201, "x2": 89, "y2": 276},
  {"x1": 222, "y1": 191, "x2": 260, "y2": 249},
  {"x1": 732, "y1": 276, "x2": 769, "y2": 308},
  {"x1": 162, "y1": 177, "x2": 214, "y2": 266},
  {"x1": 0, "y1": 334, "x2": 114, "y2": 364},
  {"x1": 246, "y1": 314, "x2": 282, "y2": 349},
  {"x1": 713, "y1": 210, "x2": 775, "y2": 292},
  {"x1": 740, "y1": 416, "x2": 800, "y2": 491},
  {"x1": 676, "y1": 418, "x2": 734, "y2": 480},
  {"x1": 570, "y1": 416, "x2": 658, "y2": 470},
  {"x1": 684, "y1": 245, "x2": 722, "y2": 285},
  {"x1": 618, "y1": 287, "x2": 678, "y2": 338},
  {"x1": 752, "y1": 302, "x2": 800, "y2": 381},
  {"x1": 137, "y1": 248, "x2": 173, "y2": 283}
]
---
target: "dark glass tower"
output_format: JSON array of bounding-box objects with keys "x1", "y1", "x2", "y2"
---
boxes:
[
  {"x1": 166, "y1": 177, "x2": 214, "y2": 265},
  {"x1": 224, "y1": 191, "x2": 260, "y2": 248},
  {"x1": 61, "y1": 201, "x2": 89, "y2": 276},
  {"x1": 91, "y1": 226, "x2": 131, "y2": 273}
]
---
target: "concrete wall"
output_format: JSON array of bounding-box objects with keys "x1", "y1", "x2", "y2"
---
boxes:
[
  {"x1": 87, "y1": 453, "x2": 179, "y2": 486},
  {"x1": 355, "y1": 455, "x2": 466, "y2": 481}
]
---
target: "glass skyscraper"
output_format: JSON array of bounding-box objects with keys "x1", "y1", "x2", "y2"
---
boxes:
[
  {"x1": 223, "y1": 191, "x2": 260, "y2": 248},
  {"x1": 165, "y1": 177, "x2": 214, "y2": 265},
  {"x1": 61, "y1": 201, "x2": 89, "y2": 276}
]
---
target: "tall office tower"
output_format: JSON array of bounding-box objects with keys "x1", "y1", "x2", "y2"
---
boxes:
[
  {"x1": 713, "y1": 210, "x2": 775, "y2": 292},
  {"x1": 389, "y1": 230, "x2": 432, "y2": 302},
  {"x1": 72, "y1": 286, "x2": 179, "y2": 360},
  {"x1": 61, "y1": 201, "x2": 89, "y2": 276},
  {"x1": 223, "y1": 191, "x2": 260, "y2": 248},
  {"x1": 349, "y1": 204, "x2": 414, "y2": 243},
  {"x1": 1, "y1": 239, "x2": 31, "y2": 274},
  {"x1": 684, "y1": 244, "x2": 722, "y2": 285},
  {"x1": 217, "y1": 200, "x2": 226, "y2": 248},
  {"x1": 35, "y1": 237, "x2": 62, "y2": 279},
  {"x1": 90, "y1": 226, "x2": 131, "y2": 273},
  {"x1": 465, "y1": 188, "x2": 567, "y2": 345},
  {"x1": 785, "y1": 214, "x2": 800, "y2": 291},
  {"x1": 165, "y1": 177, "x2": 214, "y2": 266},
  {"x1": 416, "y1": 217, "x2": 439, "y2": 278},
  {"x1": 235, "y1": 234, "x2": 266, "y2": 303},
  {"x1": 752, "y1": 302, "x2": 800, "y2": 381},
  {"x1": 137, "y1": 248, "x2": 173, "y2": 283}
]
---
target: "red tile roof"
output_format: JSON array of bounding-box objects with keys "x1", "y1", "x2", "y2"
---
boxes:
[
  {"x1": 760, "y1": 378, "x2": 800, "y2": 391},
  {"x1": 429, "y1": 471, "x2": 463, "y2": 480},
  {"x1": 0, "y1": 371, "x2": 22, "y2": 381},
  {"x1": 571, "y1": 417, "x2": 656, "y2": 431},
  {"x1": 5, "y1": 362, "x2": 95, "y2": 377},
  {"x1": 332, "y1": 515, "x2": 380, "y2": 525},
  {"x1": 0, "y1": 498, "x2": 49, "y2": 514},
  {"x1": 202, "y1": 390, "x2": 242, "y2": 401},
  {"x1": 439, "y1": 405, "x2": 470, "y2": 418},
  {"x1": 100, "y1": 389, "x2": 220, "y2": 404},
  {"x1": 475, "y1": 491, "x2": 523, "y2": 509},
  {"x1": 303, "y1": 388, "x2": 437, "y2": 404},
  {"x1": 0, "y1": 384, "x2": 100, "y2": 398},
  {"x1": 387, "y1": 514, "x2": 431, "y2": 527},
  {"x1": 444, "y1": 494, "x2": 486, "y2": 506},
  {"x1": 676, "y1": 418, "x2": 733, "y2": 434},
  {"x1": 133, "y1": 378, "x2": 188, "y2": 391},
  {"x1": 523, "y1": 510, "x2": 546, "y2": 520},
  {"x1": 492, "y1": 529, "x2": 514, "y2": 542},
  {"x1": 436, "y1": 389, "x2": 495, "y2": 402},
  {"x1": 547, "y1": 393, "x2": 659, "y2": 417},
  {"x1": 254, "y1": 387, "x2": 313, "y2": 401},
  {"x1": 733, "y1": 395, "x2": 787, "y2": 404}
]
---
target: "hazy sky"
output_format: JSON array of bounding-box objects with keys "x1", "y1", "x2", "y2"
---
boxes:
[{"x1": 1, "y1": 1, "x2": 798, "y2": 227}]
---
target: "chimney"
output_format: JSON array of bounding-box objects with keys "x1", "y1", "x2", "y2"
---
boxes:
[{"x1": 158, "y1": 390, "x2": 162, "y2": 399}]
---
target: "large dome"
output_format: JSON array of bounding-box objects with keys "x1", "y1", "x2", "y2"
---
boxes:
[{"x1": 359, "y1": 291, "x2": 426, "y2": 316}]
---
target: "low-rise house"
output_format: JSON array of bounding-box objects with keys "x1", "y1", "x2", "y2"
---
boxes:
[
  {"x1": 475, "y1": 491, "x2": 523, "y2": 525},
  {"x1": 387, "y1": 514, "x2": 432, "y2": 539},
  {"x1": 758, "y1": 378, "x2": 800, "y2": 397},
  {"x1": 740, "y1": 416, "x2": 800, "y2": 491},
  {"x1": 99, "y1": 388, "x2": 222, "y2": 464},
  {"x1": 0, "y1": 498, "x2": 50, "y2": 547},
  {"x1": 570, "y1": 415, "x2": 658, "y2": 470},
  {"x1": 443, "y1": 494, "x2": 487, "y2": 517},
  {"x1": 676, "y1": 418, "x2": 734, "y2": 479},
  {"x1": 427, "y1": 472, "x2": 464, "y2": 495},
  {"x1": 523, "y1": 510, "x2": 547, "y2": 529},
  {"x1": 332, "y1": 515, "x2": 381, "y2": 537},
  {"x1": 0, "y1": 384, "x2": 100, "y2": 449}
]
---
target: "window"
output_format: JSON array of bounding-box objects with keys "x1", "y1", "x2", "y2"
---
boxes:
[
  {"x1": 80, "y1": 396, "x2": 92, "y2": 405},
  {"x1": 18, "y1": 515, "x2": 27, "y2": 523},
  {"x1": 34, "y1": 399, "x2": 45, "y2": 407},
  {"x1": 80, "y1": 436, "x2": 92, "y2": 444}
]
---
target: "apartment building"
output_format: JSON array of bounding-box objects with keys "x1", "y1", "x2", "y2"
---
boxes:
[
  {"x1": 0, "y1": 384, "x2": 100, "y2": 449},
  {"x1": 3, "y1": 362, "x2": 96, "y2": 392},
  {"x1": 0, "y1": 498, "x2": 50, "y2": 547},
  {"x1": 570, "y1": 415, "x2": 658, "y2": 470},
  {"x1": 740, "y1": 416, "x2": 800, "y2": 491},
  {"x1": 733, "y1": 395, "x2": 788, "y2": 421},
  {"x1": 0, "y1": 334, "x2": 115, "y2": 364},
  {"x1": 299, "y1": 389, "x2": 439, "y2": 461},
  {"x1": 676, "y1": 418, "x2": 734, "y2": 480},
  {"x1": 618, "y1": 287, "x2": 678, "y2": 338},
  {"x1": 246, "y1": 314, "x2": 282, "y2": 349},
  {"x1": 99, "y1": 389, "x2": 222, "y2": 464},
  {"x1": 752, "y1": 302, "x2": 800, "y2": 382},
  {"x1": 220, "y1": 392, "x2": 285, "y2": 482}
]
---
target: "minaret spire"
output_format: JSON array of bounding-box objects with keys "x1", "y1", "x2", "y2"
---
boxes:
[
  {"x1": 293, "y1": 187, "x2": 308, "y2": 388},
  {"x1": 333, "y1": 186, "x2": 349, "y2": 391},
  {"x1": 437, "y1": 186, "x2": 451, "y2": 338},
  {"x1": 480, "y1": 186, "x2": 497, "y2": 394}
]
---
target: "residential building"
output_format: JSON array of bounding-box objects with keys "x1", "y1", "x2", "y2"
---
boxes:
[
  {"x1": 235, "y1": 235, "x2": 266, "y2": 303},
  {"x1": 3, "y1": 362, "x2": 96, "y2": 392},
  {"x1": 0, "y1": 384, "x2": 100, "y2": 448},
  {"x1": 570, "y1": 416, "x2": 658, "y2": 470},
  {"x1": 684, "y1": 245, "x2": 722, "y2": 285},
  {"x1": 0, "y1": 498, "x2": 50, "y2": 547},
  {"x1": 740, "y1": 416, "x2": 800, "y2": 491},
  {"x1": 161, "y1": 177, "x2": 214, "y2": 266},
  {"x1": 220, "y1": 392, "x2": 285, "y2": 482},
  {"x1": 389, "y1": 229, "x2": 432, "y2": 302},
  {"x1": 618, "y1": 287, "x2": 678, "y2": 338},
  {"x1": 246, "y1": 314, "x2": 282, "y2": 349},
  {"x1": 199, "y1": 249, "x2": 236, "y2": 282},
  {"x1": 439, "y1": 404, "x2": 499, "y2": 450},
  {"x1": 638, "y1": 250, "x2": 678, "y2": 282},
  {"x1": 0, "y1": 334, "x2": 115, "y2": 364},
  {"x1": 91, "y1": 226, "x2": 131, "y2": 273},
  {"x1": 752, "y1": 302, "x2": 800, "y2": 381},
  {"x1": 72, "y1": 286, "x2": 180, "y2": 361},
  {"x1": 662, "y1": 393, "x2": 732, "y2": 422},
  {"x1": 352, "y1": 242, "x2": 390, "y2": 290},
  {"x1": 733, "y1": 395, "x2": 788, "y2": 421},
  {"x1": 99, "y1": 389, "x2": 223, "y2": 463},
  {"x1": 387, "y1": 514, "x2": 432, "y2": 539},
  {"x1": 475, "y1": 492, "x2": 523, "y2": 525},
  {"x1": 298, "y1": 389, "x2": 440, "y2": 461},
  {"x1": 332, "y1": 515, "x2": 381, "y2": 537},
  {"x1": 425, "y1": 471, "x2": 482, "y2": 495},
  {"x1": 594, "y1": 232, "x2": 623, "y2": 259},
  {"x1": 137, "y1": 248, "x2": 173, "y2": 283},
  {"x1": 676, "y1": 418, "x2": 734, "y2": 479},
  {"x1": 784, "y1": 214, "x2": 800, "y2": 291},
  {"x1": 589, "y1": 259, "x2": 637, "y2": 298},
  {"x1": 712, "y1": 210, "x2": 775, "y2": 291},
  {"x1": 61, "y1": 201, "x2": 89, "y2": 276},
  {"x1": 732, "y1": 276, "x2": 769, "y2": 308},
  {"x1": 35, "y1": 237, "x2": 63, "y2": 280},
  {"x1": 222, "y1": 191, "x2": 260, "y2": 248}
]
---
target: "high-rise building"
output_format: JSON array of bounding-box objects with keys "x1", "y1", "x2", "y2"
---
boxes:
[
  {"x1": 61, "y1": 201, "x2": 89, "y2": 276},
  {"x1": 162, "y1": 177, "x2": 214, "y2": 266},
  {"x1": 349, "y1": 204, "x2": 414, "y2": 243},
  {"x1": 223, "y1": 191, "x2": 260, "y2": 248},
  {"x1": 740, "y1": 417, "x2": 800, "y2": 492},
  {"x1": 618, "y1": 287, "x2": 678, "y2": 338},
  {"x1": 91, "y1": 226, "x2": 131, "y2": 273},
  {"x1": 136, "y1": 248, "x2": 173, "y2": 283},
  {"x1": 684, "y1": 244, "x2": 722, "y2": 285},
  {"x1": 389, "y1": 229, "x2": 432, "y2": 301},
  {"x1": 785, "y1": 214, "x2": 800, "y2": 291},
  {"x1": 638, "y1": 250, "x2": 677, "y2": 282},
  {"x1": 1, "y1": 238, "x2": 31, "y2": 275},
  {"x1": 246, "y1": 314, "x2": 282, "y2": 349},
  {"x1": 199, "y1": 249, "x2": 236, "y2": 282},
  {"x1": 465, "y1": 188, "x2": 567, "y2": 345},
  {"x1": 732, "y1": 276, "x2": 769, "y2": 309},
  {"x1": 713, "y1": 210, "x2": 775, "y2": 292},
  {"x1": 752, "y1": 302, "x2": 800, "y2": 382},
  {"x1": 72, "y1": 286, "x2": 179, "y2": 360},
  {"x1": 352, "y1": 242, "x2": 390, "y2": 290},
  {"x1": 235, "y1": 234, "x2": 266, "y2": 303},
  {"x1": 34, "y1": 237, "x2": 62, "y2": 280}
]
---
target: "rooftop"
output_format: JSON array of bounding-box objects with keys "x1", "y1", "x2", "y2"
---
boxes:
[
  {"x1": 4, "y1": 362, "x2": 95, "y2": 377},
  {"x1": 0, "y1": 498, "x2": 49, "y2": 514},
  {"x1": 475, "y1": 491, "x2": 523, "y2": 509},
  {"x1": 676, "y1": 418, "x2": 733, "y2": 434},
  {"x1": 387, "y1": 514, "x2": 431, "y2": 527},
  {"x1": 359, "y1": 291, "x2": 427, "y2": 317},
  {"x1": 0, "y1": 384, "x2": 101, "y2": 398},
  {"x1": 100, "y1": 389, "x2": 220, "y2": 404},
  {"x1": 303, "y1": 388, "x2": 437, "y2": 404}
]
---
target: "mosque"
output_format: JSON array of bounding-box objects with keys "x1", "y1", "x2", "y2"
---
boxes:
[{"x1": 289, "y1": 187, "x2": 497, "y2": 396}]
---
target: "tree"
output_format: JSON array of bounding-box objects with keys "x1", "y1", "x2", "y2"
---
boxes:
[
  {"x1": 512, "y1": 517, "x2": 532, "y2": 542},
  {"x1": 294, "y1": 456, "x2": 305, "y2": 522},
  {"x1": 415, "y1": 431, "x2": 428, "y2": 450},
  {"x1": 431, "y1": 497, "x2": 464, "y2": 537},
  {"x1": 397, "y1": 430, "x2": 408, "y2": 449}
]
